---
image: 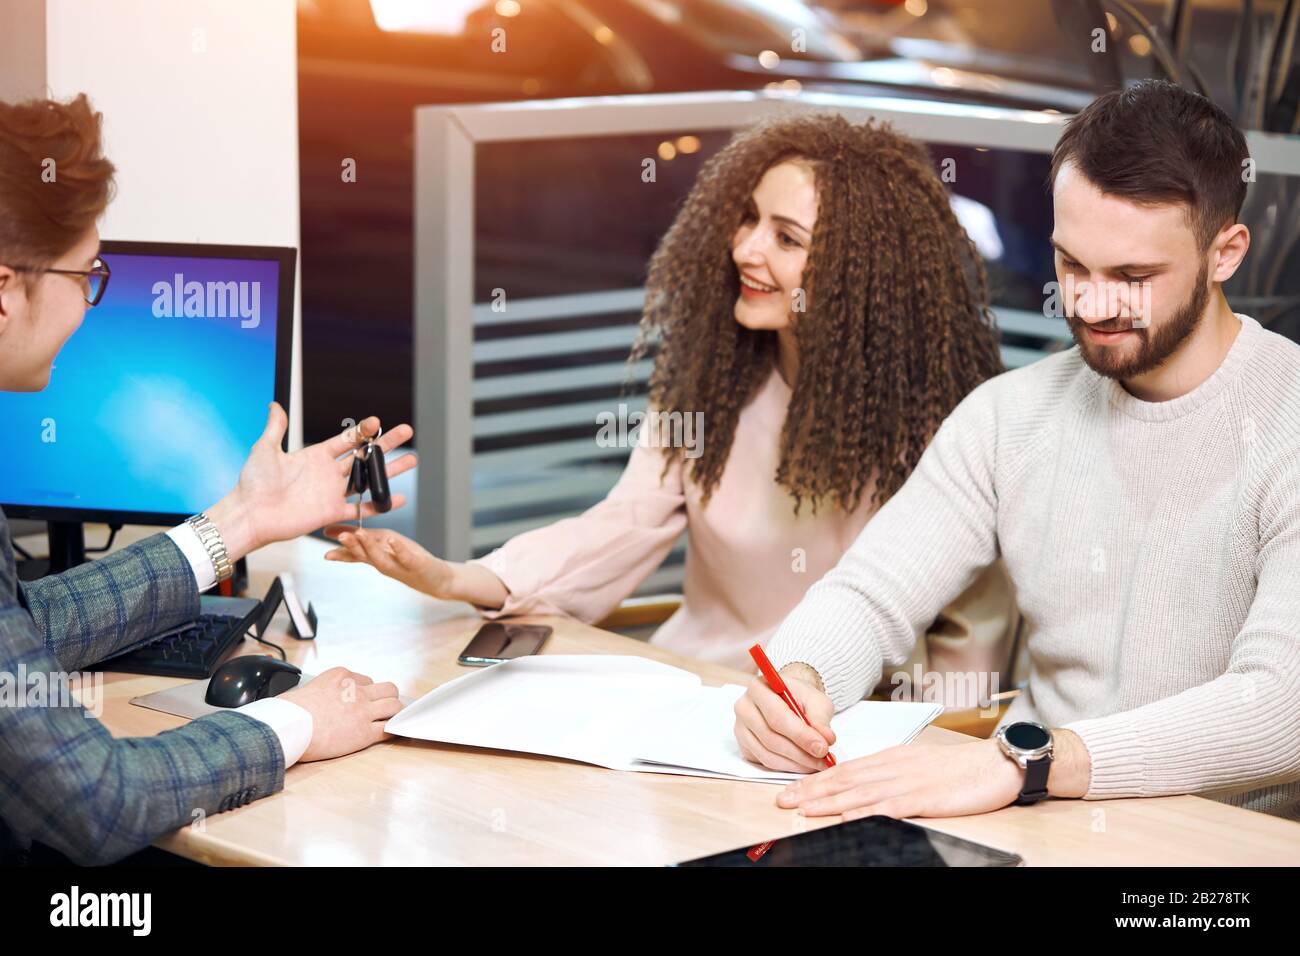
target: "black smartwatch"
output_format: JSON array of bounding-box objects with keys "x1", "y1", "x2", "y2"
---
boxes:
[{"x1": 994, "y1": 721, "x2": 1054, "y2": 805}]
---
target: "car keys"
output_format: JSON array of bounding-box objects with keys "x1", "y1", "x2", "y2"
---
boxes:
[{"x1": 346, "y1": 426, "x2": 393, "y2": 527}]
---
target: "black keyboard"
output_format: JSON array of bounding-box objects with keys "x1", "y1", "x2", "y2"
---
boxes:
[{"x1": 91, "y1": 613, "x2": 250, "y2": 679}]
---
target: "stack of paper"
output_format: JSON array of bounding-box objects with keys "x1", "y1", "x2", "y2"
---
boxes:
[{"x1": 385, "y1": 655, "x2": 942, "y2": 783}]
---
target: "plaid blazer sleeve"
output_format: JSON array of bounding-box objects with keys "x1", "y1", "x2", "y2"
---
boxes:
[
  {"x1": 17, "y1": 522, "x2": 201, "y2": 670},
  {"x1": 0, "y1": 511, "x2": 285, "y2": 865}
]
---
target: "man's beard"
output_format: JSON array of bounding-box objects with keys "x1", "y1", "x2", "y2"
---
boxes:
[{"x1": 1067, "y1": 260, "x2": 1210, "y2": 380}]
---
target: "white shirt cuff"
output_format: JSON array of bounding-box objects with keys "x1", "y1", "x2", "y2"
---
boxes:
[
  {"x1": 168, "y1": 524, "x2": 312, "y2": 767},
  {"x1": 237, "y1": 697, "x2": 314, "y2": 768},
  {"x1": 166, "y1": 523, "x2": 217, "y2": 593}
]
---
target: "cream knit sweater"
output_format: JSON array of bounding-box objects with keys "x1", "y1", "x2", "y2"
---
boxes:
[{"x1": 768, "y1": 314, "x2": 1300, "y2": 819}]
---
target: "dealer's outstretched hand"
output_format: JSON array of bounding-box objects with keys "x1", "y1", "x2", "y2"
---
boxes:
[{"x1": 204, "y1": 402, "x2": 416, "y2": 561}]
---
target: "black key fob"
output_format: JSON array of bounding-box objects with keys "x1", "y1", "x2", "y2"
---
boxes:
[
  {"x1": 366, "y1": 441, "x2": 392, "y2": 513},
  {"x1": 347, "y1": 449, "x2": 369, "y2": 496}
]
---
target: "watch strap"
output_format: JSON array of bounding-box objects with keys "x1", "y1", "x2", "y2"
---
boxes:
[{"x1": 1015, "y1": 754, "x2": 1051, "y2": 805}]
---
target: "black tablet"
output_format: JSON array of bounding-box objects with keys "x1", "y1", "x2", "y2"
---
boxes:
[{"x1": 676, "y1": 815, "x2": 1022, "y2": 867}]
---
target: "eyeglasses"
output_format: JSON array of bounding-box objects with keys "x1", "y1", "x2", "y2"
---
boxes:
[{"x1": 12, "y1": 255, "x2": 112, "y2": 306}]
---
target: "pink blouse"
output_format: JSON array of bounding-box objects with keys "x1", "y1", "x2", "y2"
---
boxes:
[{"x1": 471, "y1": 368, "x2": 1017, "y2": 691}]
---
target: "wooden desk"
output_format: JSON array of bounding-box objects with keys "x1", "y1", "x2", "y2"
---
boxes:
[{"x1": 85, "y1": 532, "x2": 1300, "y2": 866}]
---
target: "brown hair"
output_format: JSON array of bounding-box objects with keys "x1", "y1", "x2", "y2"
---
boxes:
[
  {"x1": 0, "y1": 94, "x2": 116, "y2": 275},
  {"x1": 631, "y1": 111, "x2": 1003, "y2": 515},
  {"x1": 1049, "y1": 79, "x2": 1249, "y2": 250}
]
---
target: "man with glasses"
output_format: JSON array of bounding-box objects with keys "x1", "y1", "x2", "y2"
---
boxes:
[
  {"x1": 12, "y1": 254, "x2": 111, "y2": 307},
  {"x1": 0, "y1": 94, "x2": 416, "y2": 865}
]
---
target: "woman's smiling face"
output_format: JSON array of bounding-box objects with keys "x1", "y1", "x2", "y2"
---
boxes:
[{"x1": 731, "y1": 159, "x2": 818, "y2": 332}]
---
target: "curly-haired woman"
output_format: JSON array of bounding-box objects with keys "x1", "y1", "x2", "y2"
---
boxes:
[{"x1": 327, "y1": 112, "x2": 1017, "y2": 697}]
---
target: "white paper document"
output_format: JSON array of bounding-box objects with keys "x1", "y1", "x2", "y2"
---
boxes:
[{"x1": 385, "y1": 655, "x2": 943, "y2": 783}]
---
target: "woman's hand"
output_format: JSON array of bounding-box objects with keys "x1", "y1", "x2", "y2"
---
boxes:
[{"x1": 323, "y1": 526, "x2": 455, "y2": 597}]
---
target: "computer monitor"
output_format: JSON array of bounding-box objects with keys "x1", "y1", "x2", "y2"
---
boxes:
[{"x1": 0, "y1": 240, "x2": 295, "y2": 571}]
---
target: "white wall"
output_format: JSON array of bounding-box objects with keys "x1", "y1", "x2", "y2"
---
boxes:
[
  {"x1": 0, "y1": 0, "x2": 47, "y2": 102},
  {"x1": 34, "y1": 0, "x2": 305, "y2": 448}
]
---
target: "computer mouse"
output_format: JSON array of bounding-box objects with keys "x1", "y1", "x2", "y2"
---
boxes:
[{"x1": 205, "y1": 655, "x2": 302, "y2": 708}]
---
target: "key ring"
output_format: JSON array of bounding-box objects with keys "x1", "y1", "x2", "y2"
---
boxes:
[
  {"x1": 353, "y1": 423, "x2": 382, "y2": 450},
  {"x1": 346, "y1": 420, "x2": 392, "y2": 528}
]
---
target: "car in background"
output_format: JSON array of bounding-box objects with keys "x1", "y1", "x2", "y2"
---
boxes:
[{"x1": 296, "y1": 0, "x2": 1299, "y2": 441}]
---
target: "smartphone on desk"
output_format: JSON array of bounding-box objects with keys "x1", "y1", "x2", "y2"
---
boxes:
[{"x1": 458, "y1": 622, "x2": 553, "y2": 666}]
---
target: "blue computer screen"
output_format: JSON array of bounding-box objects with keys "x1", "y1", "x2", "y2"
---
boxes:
[{"x1": 0, "y1": 251, "x2": 283, "y2": 518}]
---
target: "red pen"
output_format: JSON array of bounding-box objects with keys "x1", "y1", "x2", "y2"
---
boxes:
[{"x1": 748, "y1": 643, "x2": 836, "y2": 768}]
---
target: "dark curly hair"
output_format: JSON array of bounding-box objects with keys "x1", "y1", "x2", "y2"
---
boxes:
[{"x1": 630, "y1": 111, "x2": 1003, "y2": 515}]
